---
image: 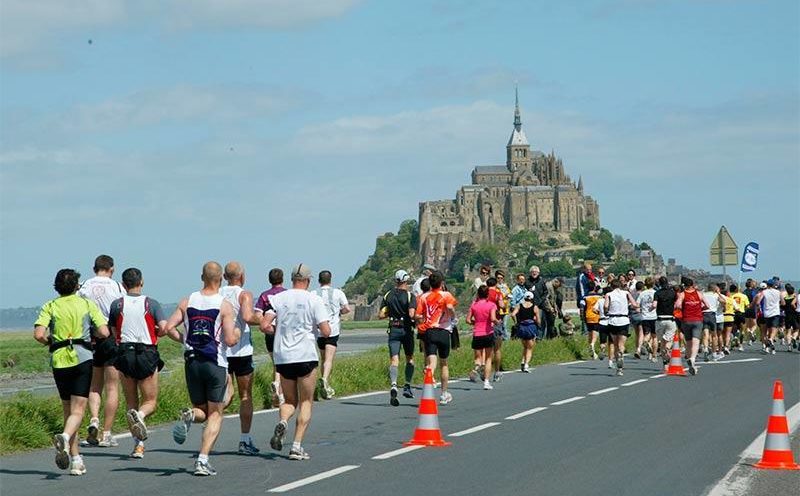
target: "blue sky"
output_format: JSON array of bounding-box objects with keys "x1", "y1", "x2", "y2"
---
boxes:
[{"x1": 1, "y1": 0, "x2": 798, "y2": 308}]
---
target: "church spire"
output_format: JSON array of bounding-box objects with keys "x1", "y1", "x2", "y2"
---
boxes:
[
  {"x1": 513, "y1": 84, "x2": 522, "y2": 131},
  {"x1": 507, "y1": 85, "x2": 528, "y2": 147},
  {"x1": 577, "y1": 175, "x2": 584, "y2": 192}
]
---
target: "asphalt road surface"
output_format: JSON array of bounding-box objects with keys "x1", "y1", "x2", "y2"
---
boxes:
[{"x1": 2, "y1": 348, "x2": 798, "y2": 496}]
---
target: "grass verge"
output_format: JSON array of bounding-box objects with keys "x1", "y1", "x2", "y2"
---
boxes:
[{"x1": 0, "y1": 334, "x2": 633, "y2": 455}]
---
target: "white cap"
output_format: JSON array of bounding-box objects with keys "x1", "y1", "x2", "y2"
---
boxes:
[
  {"x1": 524, "y1": 291, "x2": 535, "y2": 300},
  {"x1": 759, "y1": 282, "x2": 767, "y2": 289},
  {"x1": 395, "y1": 269, "x2": 410, "y2": 282}
]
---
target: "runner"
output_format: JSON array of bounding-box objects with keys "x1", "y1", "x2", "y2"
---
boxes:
[
  {"x1": 107, "y1": 268, "x2": 168, "y2": 459},
  {"x1": 729, "y1": 284, "x2": 750, "y2": 351},
  {"x1": 378, "y1": 270, "x2": 417, "y2": 406},
  {"x1": 637, "y1": 278, "x2": 657, "y2": 362},
  {"x1": 603, "y1": 279, "x2": 639, "y2": 376},
  {"x1": 78, "y1": 254, "x2": 126, "y2": 447},
  {"x1": 495, "y1": 270, "x2": 512, "y2": 334},
  {"x1": 487, "y1": 277, "x2": 508, "y2": 380},
  {"x1": 511, "y1": 291, "x2": 540, "y2": 371},
  {"x1": 742, "y1": 279, "x2": 759, "y2": 345},
  {"x1": 415, "y1": 270, "x2": 458, "y2": 405},
  {"x1": 466, "y1": 285, "x2": 498, "y2": 389},
  {"x1": 261, "y1": 264, "x2": 331, "y2": 461},
  {"x1": 255, "y1": 268, "x2": 287, "y2": 407},
  {"x1": 594, "y1": 286, "x2": 613, "y2": 368},
  {"x1": 165, "y1": 261, "x2": 241, "y2": 476},
  {"x1": 753, "y1": 279, "x2": 782, "y2": 355},
  {"x1": 652, "y1": 276, "x2": 677, "y2": 367},
  {"x1": 219, "y1": 262, "x2": 263, "y2": 455},
  {"x1": 630, "y1": 281, "x2": 645, "y2": 359},
  {"x1": 674, "y1": 277, "x2": 708, "y2": 376},
  {"x1": 701, "y1": 284, "x2": 726, "y2": 361},
  {"x1": 783, "y1": 284, "x2": 799, "y2": 351},
  {"x1": 583, "y1": 282, "x2": 603, "y2": 359},
  {"x1": 312, "y1": 270, "x2": 350, "y2": 400},
  {"x1": 576, "y1": 262, "x2": 595, "y2": 335},
  {"x1": 34, "y1": 269, "x2": 110, "y2": 475},
  {"x1": 412, "y1": 264, "x2": 436, "y2": 297},
  {"x1": 720, "y1": 285, "x2": 735, "y2": 355}
]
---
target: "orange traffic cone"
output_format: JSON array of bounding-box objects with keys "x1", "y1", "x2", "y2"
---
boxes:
[
  {"x1": 666, "y1": 333, "x2": 686, "y2": 376},
  {"x1": 754, "y1": 380, "x2": 800, "y2": 470},
  {"x1": 404, "y1": 367, "x2": 451, "y2": 447}
]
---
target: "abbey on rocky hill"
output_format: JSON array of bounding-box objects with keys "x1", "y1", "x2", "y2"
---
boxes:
[{"x1": 418, "y1": 88, "x2": 600, "y2": 269}]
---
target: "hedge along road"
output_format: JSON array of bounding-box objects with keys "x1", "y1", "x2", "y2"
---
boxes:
[
  {"x1": 0, "y1": 327, "x2": 392, "y2": 397},
  {"x1": 1, "y1": 346, "x2": 797, "y2": 496}
]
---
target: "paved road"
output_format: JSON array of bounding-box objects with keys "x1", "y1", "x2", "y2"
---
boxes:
[{"x1": 1, "y1": 348, "x2": 798, "y2": 496}]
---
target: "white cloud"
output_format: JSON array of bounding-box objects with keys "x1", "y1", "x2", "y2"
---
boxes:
[
  {"x1": 0, "y1": 0, "x2": 362, "y2": 59},
  {"x1": 62, "y1": 84, "x2": 296, "y2": 132},
  {"x1": 164, "y1": 0, "x2": 361, "y2": 30},
  {"x1": 0, "y1": 0, "x2": 127, "y2": 58}
]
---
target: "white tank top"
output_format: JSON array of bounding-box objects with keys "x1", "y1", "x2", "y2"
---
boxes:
[
  {"x1": 762, "y1": 288, "x2": 781, "y2": 318},
  {"x1": 220, "y1": 285, "x2": 252, "y2": 357},
  {"x1": 183, "y1": 291, "x2": 227, "y2": 368},
  {"x1": 607, "y1": 289, "x2": 630, "y2": 326},
  {"x1": 117, "y1": 295, "x2": 158, "y2": 345}
]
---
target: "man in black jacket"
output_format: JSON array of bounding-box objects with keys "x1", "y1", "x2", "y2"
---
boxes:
[{"x1": 526, "y1": 266, "x2": 551, "y2": 336}]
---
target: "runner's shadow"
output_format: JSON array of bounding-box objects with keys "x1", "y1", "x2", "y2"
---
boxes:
[
  {"x1": 80, "y1": 451, "x2": 131, "y2": 461},
  {"x1": 339, "y1": 401, "x2": 416, "y2": 408},
  {"x1": 0, "y1": 468, "x2": 61, "y2": 480},
  {"x1": 147, "y1": 448, "x2": 198, "y2": 455},
  {"x1": 214, "y1": 451, "x2": 281, "y2": 460},
  {"x1": 110, "y1": 466, "x2": 189, "y2": 477}
]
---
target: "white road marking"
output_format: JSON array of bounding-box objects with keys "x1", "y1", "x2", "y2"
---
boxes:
[
  {"x1": 551, "y1": 396, "x2": 584, "y2": 406},
  {"x1": 268, "y1": 465, "x2": 360, "y2": 493},
  {"x1": 650, "y1": 373, "x2": 666, "y2": 379},
  {"x1": 505, "y1": 407, "x2": 548, "y2": 420},
  {"x1": 560, "y1": 360, "x2": 584, "y2": 365},
  {"x1": 620, "y1": 379, "x2": 648, "y2": 387},
  {"x1": 588, "y1": 387, "x2": 618, "y2": 396},
  {"x1": 707, "y1": 401, "x2": 800, "y2": 496},
  {"x1": 449, "y1": 422, "x2": 502, "y2": 437},
  {"x1": 338, "y1": 391, "x2": 386, "y2": 400},
  {"x1": 704, "y1": 358, "x2": 763, "y2": 365},
  {"x1": 372, "y1": 445, "x2": 423, "y2": 460}
]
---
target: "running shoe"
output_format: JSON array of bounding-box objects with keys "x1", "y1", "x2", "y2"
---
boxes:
[
  {"x1": 616, "y1": 357, "x2": 624, "y2": 370},
  {"x1": 522, "y1": 363, "x2": 531, "y2": 373},
  {"x1": 289, "y1": 447, "x2": 311, "y2": 461},
  {"x1": 520, "y1": 362, "x2": 525, "y2": 373},
  {"x1": 238, "y1": 440, "x2": 260, "y2": 455},
  {"x1": 607, "y1": 359, "x2": 614, "y2": 369},
  {"x1": 634, "y1": 351, "x2": 641, "y2": 360},
  {"x1": 193, "y1": 459, "x2": 217, "y2": 476},
  {"x1": 723, "y1": 347, "x2": 730, "y2": 356},
  {"x1": 270, "y1": 422, "x2": 286, "y2": 451},
  {"x1": 483, "y1": 380, "x2": 494, "y2": 390},
  {"x1": 126, "y1": 409, "x2": 148, "y2": 441},
  {"x1": 468, "y1": 367, "x2": 479, "y2": 383},
  {"x1": 492, "y1": 371, "x2": 503, "y2": 382},
  {"x1": 130, "y1": 444, "x2": 145, "y2": 459},
  {"x1": 319, "y1": 378, "x2": 335, "y2": 399},
  {"x1": 738, "y1": 344, "x2": 744, "y2": 352},
  {"x1": 172, "y1": 408, "x2": 193, "y2": 445},
  {"x1": 402, "y1": 383, "x2": 414, "y2": 398},
  {"x1": 98, "y1": 433, "x2": 118, "y2": 447},
  {"x1": 53, "y1": 433, "x2": 70, "y2": 470},
  {"x1": 439, "y1": 391, "x2": 453, "y2": 405},
  {"x1": 592, "y1": 351, "x2": 599, "y2": 360},
  {"x1": 69, "y1": 458, "x2": 86, "y2": 476},
  {"x1": 616, "y1": 368, "x2": 624, "y2": 376},
  {"x1": 389, "y1": 385, "x2": 399, "y2": 407},
  {"x1": 86, "y1": 418, "x2": 100, "y2": 446},
  {"x1": 703, "y1": 350, "x2": 710, "y2": 362},
  {"x1": 688, "y1": 359, "x2": 697, "y2": 376}
]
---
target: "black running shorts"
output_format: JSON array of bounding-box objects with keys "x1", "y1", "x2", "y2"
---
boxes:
[
  {"x1": 53, "y1": 360, "x2": 93, "y2": 401},
  {"x1": 275, "y1": 361, "x2": 318, "y2": 380},
  {"x1": 423, "y1": 328, "x2": 451, "y2": 359},
  {"x1": 115, "y1": 343, "x2": 163, "y2": 380},
  {"x1": 387, "y1": 327, "x2": 414, "y2": 357},
  {"x1": 607, "y1": 324, "x2": 630, "y2": 337},
  {"x1": 641, "y1": 320, "x2": 656, "y2": 334},
  {"x1": 317, "y1": 335, "x2": 340, "y2": 349},
  {"x1": 185, "y1": 358, "x2": 228, "y2": 405},
  {"x1": 471, "y1": 334, "x2": 495, "y2": 350},
  {"x1": 92, "y1": 337, "x2": 118, "y2": 368},
  {"x1": 227, "y1": 355, "x2": 254, "y2": 377}
]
